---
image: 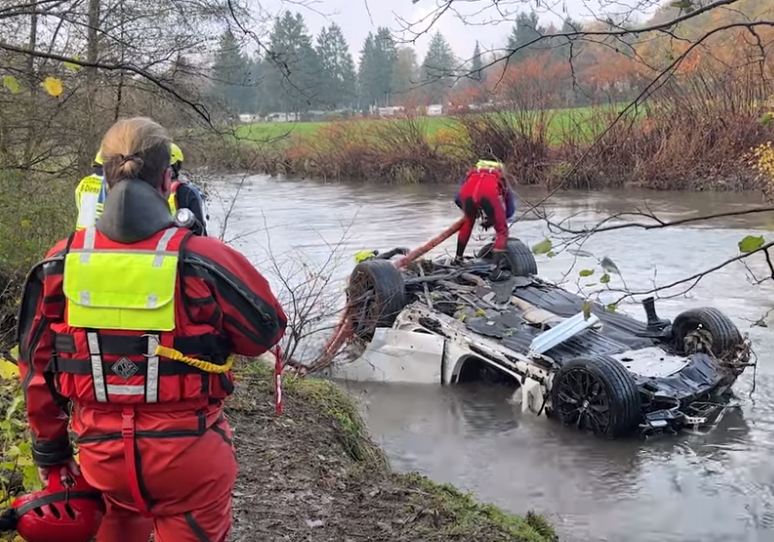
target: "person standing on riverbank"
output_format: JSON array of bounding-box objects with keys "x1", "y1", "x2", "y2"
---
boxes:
[
  {"x1": 74, "y1": 149, "x2": 106, "y2": 231},
  {"x1": 168, "y1": 142, "x2": 209, "y2": 236},
  {"x1": 16, "y1": 116, "x2": 287, "y2": 542},
  {"x1": 454, "y1": 160, "x2": 516, "y2": 263}
]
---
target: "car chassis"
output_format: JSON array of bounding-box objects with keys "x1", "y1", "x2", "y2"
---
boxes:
[{"x1": 336, "y1": 239, "x2": 752, "y2": 439}]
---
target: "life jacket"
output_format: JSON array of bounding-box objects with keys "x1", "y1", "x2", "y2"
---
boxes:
[
  {"x1": 463, "y1": 166, "x2": 505, "y2": 201},
  {"x1": 47, "y1": 226, "x2": 233, "y2": 406}
]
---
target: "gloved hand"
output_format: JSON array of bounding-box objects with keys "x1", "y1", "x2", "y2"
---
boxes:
[
  {"x1": 38, "y1": 458, "x2": 81, "y2": 486},
  {"x1": 480, "y1": 217, "x2": 493, "y2": 230}
]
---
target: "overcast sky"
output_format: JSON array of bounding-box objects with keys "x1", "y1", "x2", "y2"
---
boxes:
[{"x1": 255, "y1": 0, "x2": 661, "y2": 63}]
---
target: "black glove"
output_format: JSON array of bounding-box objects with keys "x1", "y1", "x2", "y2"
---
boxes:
[{"x1": 481, "y1": 217, "x2": 493, "y2": 230}]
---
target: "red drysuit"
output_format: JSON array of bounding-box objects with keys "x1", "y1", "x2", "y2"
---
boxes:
[
  {"x1": 455, "y1": 167, "x2": 511, "y2": 260},
  {"x1": 16, "y1": 179, "x2": 287, "y2": 542}
]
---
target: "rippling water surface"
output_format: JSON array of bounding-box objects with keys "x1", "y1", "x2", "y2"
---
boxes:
[{"x1": 209, "y1": 176, "x2": 774, "y2": 542}]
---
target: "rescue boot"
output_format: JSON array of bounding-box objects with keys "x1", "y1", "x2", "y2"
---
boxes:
[{"x1": 454, "y1": 239, "x2": 466, "y2": 266}]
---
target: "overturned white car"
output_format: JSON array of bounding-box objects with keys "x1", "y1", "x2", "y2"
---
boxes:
[{"x1": 336, "y1": 239, "x2": 752, "y2": 438}]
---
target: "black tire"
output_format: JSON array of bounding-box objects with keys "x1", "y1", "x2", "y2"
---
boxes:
[
  {"x1": 671, "y1": 307, "x2": 742, "y2": 357},
  {"x1": 346, "y1": 259, "x2": 406, "y2": 340},
  {"x1": 551, "y1": 355, "x2": 641, "y2": 438},
  {"x1": 476, "y1": 238, "x2": 538, "y2": 277}
]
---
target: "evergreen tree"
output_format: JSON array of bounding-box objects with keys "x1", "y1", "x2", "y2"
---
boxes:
[
  {"x1": 420, "y1": 31, "x2": 456, "y2": 104},
  {"x1": 561, "y1": 16, "x2": 583, "y2": 33},
  {"x1": 554, "y1": 17, "x2": 584, "y2": 63},
  {"x1": 357, "y1": 33, "x2": 378, "y2": 110},
  {"x1": 373, "y1": 26, "x2": 397, "y2": 105},
  {"x1": 392, "y1": 46, "x2": 419, "y2": 100},
  {"x1": 316, "y1": 23, "x2": 357, "y2": 109},
  {"x1": 263, "y1": 11, "x2": 321, "y2": 114},
  {"x1": 246, "y1": 55, "x2": 265, "y2": 113},
  {"x1": 471, "y1": 41, "x2": 483, "y2": 81},
  {"x1": 506, "y1": 12, "x2": 546, "y2": 61},
  {"x1": 357, "y1": 28, "x2": 397, "y2": 110},
  {"x1": 209, "y1": 29, "x2": 253, "y2": 113}
]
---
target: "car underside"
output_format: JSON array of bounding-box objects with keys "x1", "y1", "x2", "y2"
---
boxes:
[{"x1": 336, "y1": 239, "x2": 752, "y2": 439}]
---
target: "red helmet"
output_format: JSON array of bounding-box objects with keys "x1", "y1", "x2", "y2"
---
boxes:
[{"x1": 11, "y1": 471, "x2": 104, "y2": 542}]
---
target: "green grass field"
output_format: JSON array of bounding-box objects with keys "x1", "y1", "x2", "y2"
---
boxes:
[
  {"x1": 234, "y1": 116, "x2": 458, "y2": 142},
  {"x1": 234, "y1": 105, "x2": 620, "y2": 147}
]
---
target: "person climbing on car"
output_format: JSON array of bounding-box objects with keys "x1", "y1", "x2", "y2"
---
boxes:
[
  {"x1": 454, "y1": 160, "x2": 516, "y2": 266},
  {"x1": 16, "y1": 116, "x2": 287, "y2": 542}
]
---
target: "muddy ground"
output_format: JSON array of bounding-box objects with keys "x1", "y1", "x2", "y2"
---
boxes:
[{"x1": 227, "y1": 363, "x2": 557, "y2": 542}]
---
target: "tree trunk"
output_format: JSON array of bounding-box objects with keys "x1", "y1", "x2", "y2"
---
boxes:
[
  {"x1": 81, "y1": 0, "x2": 102, "y2": 173},
  {"x1": 23, "y1": 2, "x2": 38, "y2": 164},
  {"x1": 113, "y1": 0, "x2": 126, "y2": 121}
]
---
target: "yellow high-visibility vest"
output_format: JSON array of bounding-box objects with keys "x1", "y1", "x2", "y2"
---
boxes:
[
  {"x1": 62, "y1": 227, "x2": 179, "y2": 332},
  {"x1": 75, "y1": 178, "x2": 177, "y2": 230},
  {"x1": 74, "y1": 174, "x2": 104, "y2": 231}
]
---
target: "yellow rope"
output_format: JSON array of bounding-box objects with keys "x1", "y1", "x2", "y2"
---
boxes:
[{"x1": 155, "y1": 345, "x2": 235, "y2": 374}]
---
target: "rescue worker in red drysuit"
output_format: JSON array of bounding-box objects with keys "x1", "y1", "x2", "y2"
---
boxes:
[
  {"x1": 454, "y1": 160, "x2": 516, "y2": 263},
  {"x1": 16, "y1": 117, "x2": 287, "y2": 542}
]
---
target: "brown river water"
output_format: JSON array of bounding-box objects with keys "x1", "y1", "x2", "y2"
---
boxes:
[{"x1": 208, "y1": 175, "x2": 774, "y2": 542}]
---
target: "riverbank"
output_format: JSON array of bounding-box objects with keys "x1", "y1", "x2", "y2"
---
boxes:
[
  {"x1": 228, "y1": 362, "x2": 557, "y2": 541},
  {"x1": 195, "y1": 100, "x2": 773, "y2": 191},
  {"x1": 0, "y1": 354, "x2": 556, "y2": 542}
]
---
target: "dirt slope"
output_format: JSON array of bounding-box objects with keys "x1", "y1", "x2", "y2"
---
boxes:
[{"x1": 227, "y1": 364, "x2": 557, "y2": 542}]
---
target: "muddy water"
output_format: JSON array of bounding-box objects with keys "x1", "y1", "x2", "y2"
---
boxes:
[{"x1": 209, "y1": 176, "x2": 774, "y2": 542}]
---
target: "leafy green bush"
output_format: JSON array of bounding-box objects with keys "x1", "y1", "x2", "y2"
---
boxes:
[{"x1": 0, "y1": 352, "x2": 40, "y2": 515}]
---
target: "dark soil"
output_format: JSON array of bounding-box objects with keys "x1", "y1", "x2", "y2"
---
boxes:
[{"x1": 227, "y1": 363, "x2": 557, "y2": 542}]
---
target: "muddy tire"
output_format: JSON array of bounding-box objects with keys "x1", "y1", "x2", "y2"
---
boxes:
[
  {"x1": 671, "y1": 307, "x2": 742, "y2": 357},
  {"x1": 476, "y1": 239, "x2": 538, "y2": 277},
  {"x1": 347, "y1": 259, "x2": 406, "y2": 340},
  {"x1": 551, "y1": 355, "x2": 641, "y2": 439}
]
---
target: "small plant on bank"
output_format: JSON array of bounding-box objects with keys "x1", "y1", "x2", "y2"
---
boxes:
[{"x1": 0, "y1": 352, "x2": 40, "y2": 518}]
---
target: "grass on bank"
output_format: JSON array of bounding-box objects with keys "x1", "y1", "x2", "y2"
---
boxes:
[{"x1": 234, "y1": 105, "x2": 607, "y2": 147}]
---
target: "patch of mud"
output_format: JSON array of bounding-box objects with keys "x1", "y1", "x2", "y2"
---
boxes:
[{"x1": 227, "y1": 364, "x2": 557, "y2": 542}]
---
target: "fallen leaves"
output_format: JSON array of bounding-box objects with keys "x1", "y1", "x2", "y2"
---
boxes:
[
  {"x1": 41, "y1": 76, "x2": 64, "y2": 97},
  {"x1": 2, "y1": 75, "x2": 21, "y2": 94}
]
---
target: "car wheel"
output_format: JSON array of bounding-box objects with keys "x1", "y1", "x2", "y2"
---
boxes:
[
  {"x1": 476, "y1": 238, "x2": 538, "y2": 277},
  {"x1": 671, "y1": 307, "x2": 742, "y2": 357},
  {"x1": 551, "y1": 355, "x2": 641, "y2": 438},
  {"x1": 346, "y1": 259, "x2": 406, "y2": 340}
]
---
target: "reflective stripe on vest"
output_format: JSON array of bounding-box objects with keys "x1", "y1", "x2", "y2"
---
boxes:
[
  {"x1": 85, "y1": 331, "x2": 160, "y2": 403},
  {"x1": 63, "y1": 227, "x2": 179, "y2": 333},
  {"x1": 75, "y1": 175, "x2": 105, "y2": 231}
]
